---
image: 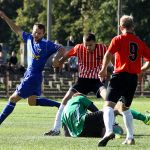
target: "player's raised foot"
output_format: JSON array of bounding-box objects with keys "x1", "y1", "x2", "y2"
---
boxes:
[
  {"x1": 98, "y1": 132, "x2": 115, "y2": 147},
  {"x1": 144, "y1": 113, "x2": 150, "y2": 125},
  {"x1": 44, "y1": 129, "x2": 60, "y2": 136},
  {"x1": 122, "y1": 138, "x2": 135, "y2": 145}
]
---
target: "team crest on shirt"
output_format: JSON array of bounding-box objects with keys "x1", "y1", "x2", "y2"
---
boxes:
[
  {"x1": 37, "y1": 48, "x2": 42, "y2": 53},
  {"x1": 33, "y1": 55, "x2": 40, "y2": 60}
]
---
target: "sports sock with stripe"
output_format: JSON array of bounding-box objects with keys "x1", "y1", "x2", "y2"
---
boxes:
[
  {"x1": 0, "y1": 101, "x2": 16, "y2": 125},
  {"x1": 36, "y1": 97, "x2": 60, "y2": 108}
]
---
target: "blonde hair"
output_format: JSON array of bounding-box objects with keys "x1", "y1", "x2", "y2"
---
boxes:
[{"x1": 120, "y1": 15, "x2": 134, "y2": 29}]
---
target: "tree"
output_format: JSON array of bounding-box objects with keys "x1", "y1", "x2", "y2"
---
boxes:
[
  {"x1": 0, "y1": 0, "x2": 23, "y2": 51},
  {"x1": 124, "y1": 0, "x2": 150, "y2": 46}
]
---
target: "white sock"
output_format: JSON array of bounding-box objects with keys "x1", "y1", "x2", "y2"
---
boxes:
[
  {"x1": 53, "y1": 104, "x2": 65, "y2": 131},
  {"x1": 121, "y1": 109, "x2": 134, "y2": 139},
  {"x1": 103, "y1": 106, "x2": 114, "y2": 136}
]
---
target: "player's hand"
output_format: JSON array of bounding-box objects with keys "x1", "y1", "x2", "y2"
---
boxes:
[
  {"x1": 52, "y1": 57, "x2": 61, "y2": 68},
  {"x1": 98, "y1": 69, "x2": 107, "y2": 82}
]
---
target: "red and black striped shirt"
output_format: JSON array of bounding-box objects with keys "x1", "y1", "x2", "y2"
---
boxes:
[{"x1": 67, "y1": 43, "x2": 107, "y2": 79}]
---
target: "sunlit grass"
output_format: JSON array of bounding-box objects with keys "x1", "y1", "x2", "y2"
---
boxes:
[{"x1": 0, "y1": 97, "x2": 150, "y2": 150}]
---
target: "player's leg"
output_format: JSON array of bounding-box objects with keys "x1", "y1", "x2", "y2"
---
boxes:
[
  {"x1": 44, "y1": 89, "x2": 75, "y2": 136},
  {"x1": 130, "y1": 109, "x2": 150, "y2": 125},
  {"x1": 99, "y1": 87, "x2": 107, "y2": 100},
  {"x1": 120, "y1": 74, "x2": 137, "y2": 145},
  {"x1": 0, "y1": 92, "x2": 21, "y2": 125},
  {"x1": 98, "y1": 101, "x2": 116, "y2": 147},
  {"x1": 44, "y1": 78, "x2": 89, "y2": 136},
  {"x1": 25, "y1": 72, "x2": 60, "y2": 108},
  {"x1": 98, "y1": 73, "x2": 125, "y2": 147},
  {"x1": 27, "y1": 96, "x2": 60, "y2": 108},
  {"x1": 120, "y1": 103, "x2": 135, "y2": 145}
]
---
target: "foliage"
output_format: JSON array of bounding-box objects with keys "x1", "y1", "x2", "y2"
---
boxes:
[
  {"x1": 0, "y1": 0, "x2": 23, "y2": 51},
  {"x1": 0, "y1": 0, "x2": 150, "y2": 50},
  {"x1": 124, "y1": 0, "x2": 150, "y2": 46}
]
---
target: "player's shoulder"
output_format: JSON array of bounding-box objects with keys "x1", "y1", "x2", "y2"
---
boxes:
[
  {"x1": 74, "y1": 43, "x2": 83, "y2": 49},
  {"x1": 96, "y1": 43, "x2": 107, "y2": 50}
]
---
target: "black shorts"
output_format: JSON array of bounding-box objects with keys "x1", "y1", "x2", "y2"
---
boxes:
[
  {"x1": 70, "y1": 78, "x2": 105, "y2": 98},
  {"x1": 106, "y1": 72, "x2": 138, "y2": 107},
  {"x1": 63, "y1": 111, "x2": 105, "y2": 138},
  {"x1": 80, "y1": 111, "x2": 105, "y2": 137}
]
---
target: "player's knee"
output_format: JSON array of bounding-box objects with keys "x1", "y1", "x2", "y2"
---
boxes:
[
  {"x1": 9, "y1": 94, "x2": 20, "y2": 103},
  {"x1": 28, "y1": 98, "x2": 36, "y2": 106},
  {"x1": 62, "y1": 97, "x2": 70, "y2": 105}
]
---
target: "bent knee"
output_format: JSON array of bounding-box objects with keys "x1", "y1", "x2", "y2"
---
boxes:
[
  {"x1": 9, "y1": 94, "x2": 21, "y2": 103},
  {"x1": 28, "y1": 97, "x2": 37, "y2": 106}
]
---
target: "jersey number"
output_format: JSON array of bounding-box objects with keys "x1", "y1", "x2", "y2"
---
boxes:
[{"x1": 129, "y1": 42, "x2": 138, "y2": 61}]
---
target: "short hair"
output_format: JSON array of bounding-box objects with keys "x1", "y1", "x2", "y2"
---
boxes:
[
  {"x1": 120, "y1": 15, "x2": 134, "y2": 29},
  {"x1": 83, "y1": 33, "x2": 96, "y2": 42},
  {"x1": 34, "y1": 23, "x2": 45, "y2": 33}
]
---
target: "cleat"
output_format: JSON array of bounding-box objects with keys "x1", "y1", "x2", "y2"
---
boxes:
[
  {"x1": 44, "y1": 130, "x2": 60, "y2": 136},
  {"x1": 144, "y1": 114, "x2": 150, "y2": 125},
  {"x1": 122, "y1": 139, "x2": 135, "y2": 145},
  {"x1": 98, "y1": 132, "x2": 115, "y2": 147}
]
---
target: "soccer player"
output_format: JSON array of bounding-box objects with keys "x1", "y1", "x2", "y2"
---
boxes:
[
  {"x1": 98, "y1": 15, "x2": 150, "y2": 146},
  {"x1": 62, "y1": 93, "x2": 123, "y2": 138},
  {"x1": 44, "y1": 33, "x2": 109, "y2": 136},
  {"x1": 0, "y1": 11, "x2": 65, "y2": 125},
  {"x1": 62, "y1": 93, "x2": 150, "y2": 138}
]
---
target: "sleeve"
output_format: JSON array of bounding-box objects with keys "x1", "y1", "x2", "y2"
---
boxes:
[
  {"x1": 46, "y1": 41, "x2": 63, "y2": 55},
  {"x1": 67, "y1": 44, "x2": 79, "y2": 58},
  {"x1": 87, "y1": 103, "x2": 99, "y2": 112},
  {"x1": 108, "y1": 37, "x2": 119, "y2": 54},
  {"x1": 79, "y1": 96, "x2": 93, "y2": 108},
  {"x1": 79, "y1": 96, "x2": 99, "y2": 112},
  {"x1": 22, "y1": 31, "x2": 30, "y2": 43}
]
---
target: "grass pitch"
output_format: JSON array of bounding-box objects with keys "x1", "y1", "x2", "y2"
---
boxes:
[{"x1": 0, "y1": 97, "x2": 150, "y2": 150}]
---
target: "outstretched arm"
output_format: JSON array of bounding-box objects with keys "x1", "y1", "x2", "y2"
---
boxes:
[
  {"x1": 98, "y1": 51, "x2": 113, "y2": 82},
  {"x1": 52, "y1": 48, "x2": 66, "y2": 68},
  {"x1": 0, "y1": 10, "x2": 22, "y2": 36},
  {"x1": 141, "y1": 61, "x2": 150, "y2": 73},
  {"x1": 87, "y1": 102, "x2": 99, "y2": 112}
]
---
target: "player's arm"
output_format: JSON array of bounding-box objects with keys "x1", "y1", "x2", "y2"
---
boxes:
[
  {"x1": 87, "y1": 102, "x2": 99, "y2": 112},
  {"x1": 53, "y1": 47, "x2": 76, "y2": 68},
  {"x1": 99, "y1": 51, "x2": 113, "y2": 82},
  {"x1": 52, "y1": 47, "x2": 66, "y2": 68},
  {"x1": 59, "y1": 50, "x2": 70, "y2": 65},
  {"x1": 141, "y1": 61, "x2": 150, "y2": 73},
  {"x1": 0, "y1": 10, "x2": 22, "y2": 36}
]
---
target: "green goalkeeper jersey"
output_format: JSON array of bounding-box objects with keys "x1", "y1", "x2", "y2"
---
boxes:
[{"x1": 61, "y1": 95, "x2": 92, "y2": 137}]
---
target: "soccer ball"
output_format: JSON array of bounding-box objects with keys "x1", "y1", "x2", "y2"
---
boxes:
[{"x1": 113, "y1": 124, "x2": 124, "y2": 135}]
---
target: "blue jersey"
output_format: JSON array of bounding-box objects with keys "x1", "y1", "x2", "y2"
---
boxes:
[
  {"x1": 22, "y1": 31, "x2": 62, "y2": 72},
  {"x1": 15, "y1": 32, "x2": 62, "y2": 98}
]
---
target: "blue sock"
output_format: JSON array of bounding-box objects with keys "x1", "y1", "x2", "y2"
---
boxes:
[
  {"x1": 36, "y1": 98, "x2": 60, "y2": 108},
  {"x1": 0, "y1": 101, "x2": 16, "y2": 125}
]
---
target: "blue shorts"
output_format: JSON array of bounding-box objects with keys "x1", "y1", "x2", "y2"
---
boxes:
[{"x1": 15, "y1": 71, "x2": 43, "y2": 99}]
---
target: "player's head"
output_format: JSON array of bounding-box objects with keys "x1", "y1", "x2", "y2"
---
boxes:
[
  {"x1": 32, "y1": 23, "x2": 45, "y2": 42},
  {"x1": 83, "y1": 33, "x2": 96, "y2": 52},
  {"x1": 120, "y1": 15, "x2": 134, "y2": 33}
]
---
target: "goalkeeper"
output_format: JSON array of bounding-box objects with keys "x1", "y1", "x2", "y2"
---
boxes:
[{"x1": 56, "y1": 93, "x2": 150, "y2": 137}]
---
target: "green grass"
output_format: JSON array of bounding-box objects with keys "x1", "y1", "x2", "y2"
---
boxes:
[{"x1": 0, "y1": 97, "x2": 150, "y2": 150}]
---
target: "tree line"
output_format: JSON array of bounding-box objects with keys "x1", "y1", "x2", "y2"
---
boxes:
[{"x1": 0, "y1": 0, "x2": 150, "y2": 51}]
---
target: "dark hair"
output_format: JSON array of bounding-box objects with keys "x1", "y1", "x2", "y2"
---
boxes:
[
  {"x1": 83, "y1": 33, "x2": 96, "y2": 42},
  {"x1": 34, "y1": 23, "x2": 45, "y2": 33}
]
